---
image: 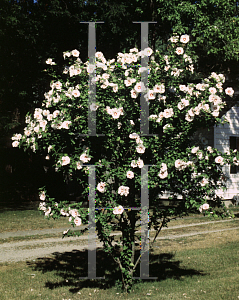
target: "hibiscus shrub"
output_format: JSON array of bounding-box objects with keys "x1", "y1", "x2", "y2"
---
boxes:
[{"x1": 12, "y1": 34, "x2": 238, "y2": 292}]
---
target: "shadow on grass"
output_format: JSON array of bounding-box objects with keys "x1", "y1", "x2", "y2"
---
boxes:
[{"x1": 27, "y1": 248, "x2": 206, "y2": 294}]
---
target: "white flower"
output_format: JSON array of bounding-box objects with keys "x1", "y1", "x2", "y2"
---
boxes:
[
  {"x1": 143, "y1": 47, "x2": 153, "y2": 57},
  {"x1": 149, "y1": 114, "x2": 158, "y2": 120},
  {"x1": 191, "y1": 146, "x2": 199, "y2": 154},
  {"x1": 160, "y1": 163, "x2": 167, "y2": 172},
  {"x1": 46, "y1": 58, "x2": 56, "y2": 65},
  {"x1": 63, "y1": 229, "x2": 70, "y2": 235},
  {"x1": 175, "y1": 159, "x2": 187, "y2": 170},
  {"x1": 130, "y1": 89, "x2": 138, "y2": 98},
  {"x1": 39, "y1": 202, "x2": 46, "y2": 211},
  {"x1": 12, "y1": 141, "x2": 19, "y2": 147},
  {"x1": 178, "y1": 102, "x2": 184, "y2": 110},
  {"x1": 61, "y1": 156, "x2": 70, "y2": 166},
  {"x1": 39, "y1": 191, "x2": 46, "y2": 201},
  {"x1": 127, "y1": 171, "x2": 134, "y2": 179},
  {"x1": 130, "y1": 120, "x2": 135, "y2": 126},
  {"x1": 71, "y1": 49, "x2": 80, "y2": 57},
  {"x1": 199, "y1": 203, "x2": 210, "y2": 213},
  {"x1": 164, "y1": 65, "x2": 170, "y2": 71},
  {"x1": 134, "y1": 82, "x2": 146, "y2": 93},
  {"x1": 129, "y1": 133, "x2": 139, "y2": 139},
  {"x1": 52, "y1": 110, "x2": 60, "y2": 118},
  {"x1": 61, "y1": 121, "x2": 71, "y2": 129},
  {"x1": 97, "y1": 182, "x2": 106, "y2": 193},
  {"x1": 95, "y1": 51, "x2": 104, "y2": 59},
  {"x1": 156, "y1": 112, "x2": 164, "y2": 123},
  {"x1": 76, "y1": 161, "x2": 83, "y2": 169},
  {"x1": 146, "y1": 90, "x2": 156, "y2": 100},
  {"x1": 197, "y1": 151, "x2": 203, "y2": 160},
  {"x1": 185, "y1": 113, "x2": 194, "y2": 122},
  {"x1": 54, "y1": 81, "x2": 62, "y2": 90},
  {"x1": 136, "y1": 144, "x2": 146, "y2": 154},
  {"x1": 80, "y1": 153, "x2": 91, "y2": 163},
  {"x1": 158, "y1": 163, "x2": 168, "y2": 179},
  {"x1": 180, "y1": 34, "x2": 190, "y2": 43},
  {"x1": 169, "y1": 35, "x2": 179, "y2": 43},
  {"x1": 154, "y1": 84, "x2": 165, "y2": 94},
  {"x1": 131, "y1": 160, "x2": 138, "y2": 168},
  {"x1": 137, "y1": 158, "x2": 144, "y2": 168},
  {"x1": 112, "y1": 84, "x2": 118, "y2": 93},
  {"x1": 202, "y1": 104, "x2": 210, "y2": 112},
  {"x1": 225, "y1": 87, "x2": 234, "y2": 97},
  {"x1": 72, "y1": 89, "x2": 80, "y2": 97},
  {"x1": 45, "y1": 207, "x2": 51, "y2": 216},
  {"x1": 113, "y1": 205, "x2": 124, "y2": 215},
  {"x1": 87, "y1": 64, "x2": 95, "y2": 74},
  {"x1": 74, "y1": 217, "x2": 82, "y2": 226},
  {"x1": 158, "y1": 169, "x2": 168, "y2": 179},
  {"x1": 215, "y1": 156, "x2": 224, "y2": 165},
  {"x1": 200, "y1": 177, "x2": 209, "y2": 186},
  {"x1": 202, "y1": 203, "x2": 209, "y2": 210},
  {"x1": 207, "y1": 146, "x2": 213, "y2": 153},
  {"x1": 163, "y1": 124, "x2": 172, "y2": 132},
  {"x1": 179, "y1": 85, "x2": 187, "y2": 92},
  {"x1": 118, "y1": 186, "x2": 130, "y2": 196},
  {"x1": 63, "y1": 51, "x2": 71, "y2": 59},
  {"x1": 89, "y1": 103, "x2": 99, "y2": 111},
  {"x1": 60, "y1": 208, "x2": 69, "y2": 216},
  {"x1": 124, "y1": 78, "x2": 133, "y2": 87},
  {"x1": 111, "y1": 108, "x2": 122, "y2": 119},
  {"x1": 175, "y1": 47, "x2": 184, "y2": 55},
  {"x1": 209, "y1": 87, "x2": 217, "y2": 94},
  {"x1": 130, "y1": 47, "x2": 138, "y2": 53},
  {"x1": 163, "y1": 108, "x2": 174, "y2": 118},
  {"x1": 69, "y1": 209, "x2": 80, "y2": 218}
]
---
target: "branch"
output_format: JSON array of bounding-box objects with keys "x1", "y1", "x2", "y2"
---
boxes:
[{"x1": 150, "y1": 216, "x2": 167, "y2": 247}]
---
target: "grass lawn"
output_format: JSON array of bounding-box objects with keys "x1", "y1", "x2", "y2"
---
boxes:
[
  {"x1": 0, "y1": 210, "x2": 70, "y2": 232},
  {"x1": 0, "y1": 213, "x2": 239, "y2": 299},
  {"x1": 1, "y1": 206, "x2": 238, "y2": 233}
]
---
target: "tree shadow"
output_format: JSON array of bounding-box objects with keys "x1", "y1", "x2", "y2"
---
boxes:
[{"x1": 27, "y1": 247, "x2": 206, "y2": 294}]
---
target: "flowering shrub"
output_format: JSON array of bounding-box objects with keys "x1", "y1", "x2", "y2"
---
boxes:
[{"x1": 12, "y1": 34, "x2": 238, "y2": 291}]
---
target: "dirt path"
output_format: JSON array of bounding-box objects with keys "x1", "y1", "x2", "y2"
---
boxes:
[{"x1": 1, "y1": 219, "x2": 239, "y2": 264}]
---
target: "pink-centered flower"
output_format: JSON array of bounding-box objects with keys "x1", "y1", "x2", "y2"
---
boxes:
[
  {"x1": 74, "y1": 217, "x2": 82, "y2": 226},
  {"x1": 126, "y1": 171, "x2": 134, "y2": 179},
  {"x1": 180, "y1": 34, "x2": 190, "y2": 43},
  {"x1": 97, "y1": 182, "x2": 106, "y2": 193},
  {"x1": 71, "y1": 49, "x2": 80, "y2": 57},
  {"x1": 215, "y1": 156, "x2": 224, "y2": 165},
  {"x1": 225, "y1": 87, "x2": 234, "y2": 97},
  {"x1": 118, "y1": 186, "x2": 130, "y2": 196},
  {"x1": 175, "y1": 47, "x2": 184, "y2": 55},
  {"x1": 113, "y1": 205, "x2": 124, "y2": 215},
  {"x1": 61, "y1": 156, "x2": 70, "y2": 166}
]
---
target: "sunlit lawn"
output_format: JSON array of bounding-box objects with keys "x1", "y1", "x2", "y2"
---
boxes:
[
  {"x1": 1, "y1": 206, "x2": 238, "y2": 233},
  {"x1": 0, "y1": 218, "x2": 239, "y2": 299}
]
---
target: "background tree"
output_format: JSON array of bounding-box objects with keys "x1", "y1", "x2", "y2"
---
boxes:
[{"x1": 1, "y1": 0, "x2": 239, "y2": 206}]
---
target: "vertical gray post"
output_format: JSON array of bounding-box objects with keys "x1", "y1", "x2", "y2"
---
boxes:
[
  {"x1": 79, "y1": 165, "x2": 104, "y2": 279},
  {"x1": 132, "y1": 21, "x2": 157, "y2": 136},
  {"x1": 140, "y1": 164, "x2": 149, "y2": 278},
  {"x1": 80, "y1": 21, "x2": 104, "y2": 136},
  {"x1": 133, "y1": 164, "x2": 157, "y2": 280}
]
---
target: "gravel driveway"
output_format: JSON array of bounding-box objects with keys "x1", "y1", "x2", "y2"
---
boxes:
[{"x1": 0, "y1": 219, "x2": 239, "y2": 263}]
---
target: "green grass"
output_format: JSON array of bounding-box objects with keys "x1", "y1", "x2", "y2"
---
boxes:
[
  {"x1": 0, "y1": 223, "x2": 239, "y2": 299},
  {"x1": 1, "y1": 206, "x2": 238, "y2": 233},
  {"x1": 0, "y1": 210, "x2": 69, "y2": 232}
]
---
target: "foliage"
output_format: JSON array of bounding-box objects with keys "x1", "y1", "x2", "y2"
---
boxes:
[{"x1": 12, "y1": 34, "x2": 239, "y2": 291}]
